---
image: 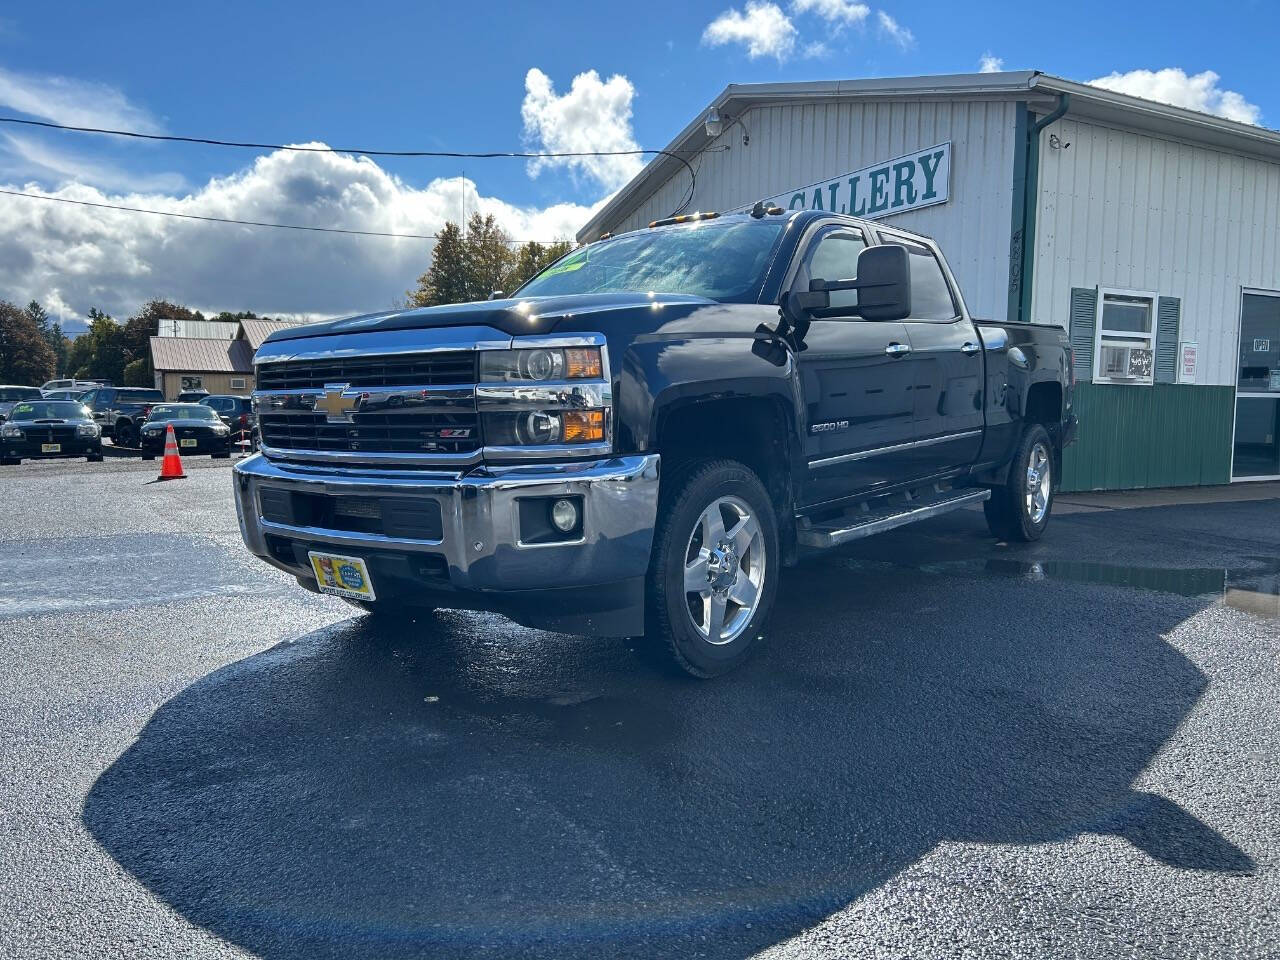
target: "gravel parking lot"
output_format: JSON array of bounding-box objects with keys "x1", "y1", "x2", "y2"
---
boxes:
[{"x1": 1, "y1": 455, "x2": 1277, "y2": 959}]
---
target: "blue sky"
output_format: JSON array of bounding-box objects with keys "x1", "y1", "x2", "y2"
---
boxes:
[{"x1": 0, "y1": 0, "x2": 1275, "y2": 323}]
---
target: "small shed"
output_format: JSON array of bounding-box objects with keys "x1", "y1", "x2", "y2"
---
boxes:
[{"x1": 149, "y1": 336, "x2": 255, "y2": 399}]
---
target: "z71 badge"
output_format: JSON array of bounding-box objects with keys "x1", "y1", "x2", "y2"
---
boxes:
[{"x1": 810, "y1": 420, "x2": 850, "y2": 434}]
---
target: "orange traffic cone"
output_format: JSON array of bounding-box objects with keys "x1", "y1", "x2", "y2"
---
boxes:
[{"x1": 157, "y1": 423, "x2": 187, "y2": 480}]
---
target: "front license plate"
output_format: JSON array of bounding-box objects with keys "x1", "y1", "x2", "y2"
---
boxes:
[
  {"x1": 308, "y1": 551, "x2": 376, "y2": 601},
  {"x1": 41, "y1": 443, "x2": 61, "y2": 453},
  {"x1": 180, "y1": 438, "x2": 197, "y2": 448}
]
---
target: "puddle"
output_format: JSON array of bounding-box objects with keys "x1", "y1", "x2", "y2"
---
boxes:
[{"x1": 846, "y1": 556, "x2": 1280, "y2": 620}]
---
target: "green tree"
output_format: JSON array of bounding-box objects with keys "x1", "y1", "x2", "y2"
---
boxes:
[
  {"x1": 0, "y1": 300, "x2": 57, "y2": 384},
  {"x1": 70, "y1": 308, "x2": 127, "y2": 383},
  {"x1": 507, "y1": 239, "x2": 574, "y2": 291},
  {"x1": 23, "y1": 299, "x2": 71, "y2": 376},
  {"x1": 407, "y1": 218, "x2": 575, "y2": 307},
  {"x1": 407, "y1": 221, "x2": 470, "y2": 307},
  {"x1": 122, "y1": 357, "x2": 151, "y2": 386}
]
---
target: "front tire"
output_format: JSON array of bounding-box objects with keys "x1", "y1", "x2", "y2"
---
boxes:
[
  {"x1": 114, "y1": 422, "x2": 137, "y2": 448},
  {"x1": 1, "y1": 457, "x2": 19, "y2": 466},
  {"x1": 985, "y1": 423, "x2": 1055, "y2": 542},
  {"x1": 647, "y1": 459, "x2": 779, "y2": 678}
]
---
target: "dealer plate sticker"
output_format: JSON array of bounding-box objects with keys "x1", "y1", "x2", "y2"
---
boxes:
[
  {"x1": 180, "y1": 438, "x2": 197, "y2": 447},
  {"x1": 41, "y1": 443, "x2": 60, "y2": 453},
  {"x1": 308, "y1": 551, "x2": 376, "y2": 601}
]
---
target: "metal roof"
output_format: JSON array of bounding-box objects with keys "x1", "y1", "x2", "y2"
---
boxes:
[
  {"x1": 238, "y1": 319, "x2": 313, "y2": 350},
  {"x1": 578, "y1": 70, "x2": 1280, "y2": 242},
  {"x1": 148, "y1": 336, "x2": 254, "y2": 373}
]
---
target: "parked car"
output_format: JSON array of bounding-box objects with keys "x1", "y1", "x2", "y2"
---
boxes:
[
  {"x1": 40, "y1": 378, "x2": 108, "y2": 395},
  {"x1": 200, "y1": 395, "x2": 256, "y2": 441},
  {"x1": 0, "y1": 385, "x2": 44, "y2": 423},
  {"x1": 233, "y1": 208, "x2": 1076, "y2": 677},
  {"x1": 139, "y1": 403, "x2": 232, "y2": 460},
  {"x1": 0, "y1": 399, "x2": 103, "y2": 464},
  {"x1": 79, "y1": 386, "x2": 165, "y2": 447},
  {"x1": 175, "y1": 389, "x2": 211, "y2": 402},
  {"x1": 42, "y1": 389, "x2": 90, "y2": 401}
]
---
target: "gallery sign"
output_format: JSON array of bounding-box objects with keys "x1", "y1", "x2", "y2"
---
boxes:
[{"x1": 737, "y1": 142, "x2": 951, "y2": 219}]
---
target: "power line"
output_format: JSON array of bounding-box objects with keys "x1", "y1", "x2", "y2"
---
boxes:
[
  {"x1": 0, "y1": 115, "x2": 697, "y2": 215},
  {"x1": 0, "y1": 188, "x2": 563, "y2": 242}
]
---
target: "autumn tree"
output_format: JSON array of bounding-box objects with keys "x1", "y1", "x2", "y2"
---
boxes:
[{"x1": 0, "y1": 300, "x2": 57, "y2": 385}]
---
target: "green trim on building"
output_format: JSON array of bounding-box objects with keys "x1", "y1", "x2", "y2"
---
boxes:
[{"x1": 1061, "y1": 383, "x2": 1236, "y2": 492}]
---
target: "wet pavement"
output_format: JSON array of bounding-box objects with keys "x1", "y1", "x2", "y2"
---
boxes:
[{"x1": 1, "y1": 455, "x2": 1278, "y2": 958}]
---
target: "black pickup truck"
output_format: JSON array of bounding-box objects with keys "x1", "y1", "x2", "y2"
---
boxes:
[{"x1": 234, "y1": 208, "x2": 1075, "y2": 676}]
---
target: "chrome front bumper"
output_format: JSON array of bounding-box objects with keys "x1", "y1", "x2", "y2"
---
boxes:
[{"x1": 232, "y1": 452, "x2": 661, "y2": 595}]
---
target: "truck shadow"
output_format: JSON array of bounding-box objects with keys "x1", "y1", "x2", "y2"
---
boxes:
[{"x1": 83, "y1": 537, "x2": 1254, "y2": 959}]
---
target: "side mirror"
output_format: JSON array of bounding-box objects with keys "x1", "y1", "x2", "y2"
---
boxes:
[
  {"x1": 849, "y1": 244, "x2": 911, "y2": 321},
  {"x1": 786, "y1": 244, "x2": 913, "y2": 322},
  {"x1": 488, "y1": 290, "x2": 506, "y2": 301}
]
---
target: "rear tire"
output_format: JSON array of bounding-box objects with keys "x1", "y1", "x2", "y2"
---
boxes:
[
  {"x1": 1, "y1": 457, "x2": 19, "y2": 465},
  {"x1": 87, "y1": 454, "x2": 103, "y2": 462},
  {"x1": 646, "y1": 459, "x2": 779, "y2": 678},
  {"x1": 141, "y1": 453, "x2": 155, "y2": 461},
  {"x1": 985, "y1": 423, "x2": 1055, "y2": 542},
  {"x1": 212, "y1": 451, "x2": 231, "y2": 459}
]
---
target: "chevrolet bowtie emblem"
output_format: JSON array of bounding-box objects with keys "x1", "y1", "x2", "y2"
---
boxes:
[{"x1": 314, "y1": 383, "x2": 362, "y2": 423}]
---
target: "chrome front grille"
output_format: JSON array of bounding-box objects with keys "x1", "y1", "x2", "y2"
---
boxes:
[
  {"x1": 258, "y1": 408, "x2": 480, "y2": 456},
  {"x1": 256, "y1": 350, "x2": 476, "y2": 390}
]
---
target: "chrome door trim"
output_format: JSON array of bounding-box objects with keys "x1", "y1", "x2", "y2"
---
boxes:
[{"x1": 807, "y1": 429, "x2": 983, "y2": 469}]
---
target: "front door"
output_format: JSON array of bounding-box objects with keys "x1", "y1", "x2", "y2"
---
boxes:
[
  {"x1": 1233, "y1": 289, "x2": 1280, "y2": 480},
  {"x1": 792, "y1": 225, "x2": 916, "y2": 507}
]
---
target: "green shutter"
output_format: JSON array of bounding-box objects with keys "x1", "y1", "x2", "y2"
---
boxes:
[
  {"x1": 1155, "y1": 297, "x2": 1181, "y2": 384},
  {"x1": 1069, "y1": 287, "x2": 1097, "y2": 381}
]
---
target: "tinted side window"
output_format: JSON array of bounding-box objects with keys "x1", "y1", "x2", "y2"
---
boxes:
[
  {"x1": 799, "y1": 230, "x2": 865, "y2": 312},
  {"x1": 898, "y1": 242, "x2": 957, "y2": 321}
]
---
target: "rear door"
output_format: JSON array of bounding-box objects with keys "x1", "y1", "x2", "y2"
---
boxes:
[
  {"x1": 790, "y1": 223, "x2": 916, "y2": 507},
  {"x1": 877, "y1": 231, "x2": 984, "y2": 477}
]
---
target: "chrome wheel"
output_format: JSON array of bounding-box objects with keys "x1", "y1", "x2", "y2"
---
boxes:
[
  {"x1": 683, "y1": 495, "x2": 766, "y2": 645},
  {"x1": 1025, "y1": 441, "x2": 1052, "y2": 524}
]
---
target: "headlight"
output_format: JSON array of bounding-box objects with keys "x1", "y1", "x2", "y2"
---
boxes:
[
  {"x1": 0, "y1": 423, "x2": 21, "y2": 438},
  {"x1": 479, "y1": 347, "x2": 602, "y2": 382},
  {"x1": 483, "y1": 409, "x2": 605, "y2": 446},
  {"x1": 212, "y1": 424, "x2": 229, "y2": 435},
  {"x1": 76, "y1": 423, "x2": 99, "y2": 437}
]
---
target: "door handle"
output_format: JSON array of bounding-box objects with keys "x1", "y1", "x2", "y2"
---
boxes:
[
  {"x1": 885, "y1": 342, "x2": 912, "y2": 357},
  {"x1": 961, "y1": 341, "x2": 981, "y2": 355}
]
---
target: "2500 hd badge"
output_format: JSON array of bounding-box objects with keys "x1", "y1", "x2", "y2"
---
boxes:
[{"x1": 234, "y1": 207, "x2": 1076, "y2": 677}]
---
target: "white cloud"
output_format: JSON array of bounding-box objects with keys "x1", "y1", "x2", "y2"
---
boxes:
[
  {"x1": 0, "y1": 66, "x2": 162, "y2": 132},
  {"x1": 791, "y1": 0, "x2": 869, "y2": 25},
  {"x1": 702, "y1": 2, "x2": 799, "y2": 62},
  {"x1": 1, "y1": 133, "x2": 186, "y2": 193},
  {"x1": 521, "y1": 68, "x2": 644, "y2": 193},
  {"x1": 876, "y1": 11, "x2": 914, "y2": 49},
  {"x1": 1088, "y1": 68, "x2": 1261, "y2": 125},
  {"x1": 0, "y1": 147, "x2": 602, "y2": 324},
  {"x1": 802, "y1": 40, "x2": 832, "y2": 59},
  {"x1": 979, "y1": 53, "x2": 1003, "y2": 73}
]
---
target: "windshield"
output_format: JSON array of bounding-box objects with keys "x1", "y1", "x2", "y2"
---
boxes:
[
  {"x1": 516, "y1": 221, "x2": 786, "y2": 302},
  {"x1": 148, "y1": 405, "x2": 218, "y2": 422},
  {"x1": 0, "y1": 387, "x2": 43, "y2": 401},
  {"x1": 8, "y1": 401, "x2": 88, "y2": 420}
]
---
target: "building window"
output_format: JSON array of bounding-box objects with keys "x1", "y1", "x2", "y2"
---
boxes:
[
  {"x1": 230, "y1": 377, "x2": 246, "y2": 390},
  {"x1": 1094, "y1": 289, "x2": 1157, "y2": 384}
]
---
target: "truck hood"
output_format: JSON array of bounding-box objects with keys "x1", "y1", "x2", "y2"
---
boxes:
[{"x1": 263, "y1": 293, "x2": 717, "y2": 343}]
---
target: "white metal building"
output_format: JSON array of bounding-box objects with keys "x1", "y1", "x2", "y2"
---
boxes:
[{"x1": 579, "y1": 72, "x2": 1280, "y2": 490}]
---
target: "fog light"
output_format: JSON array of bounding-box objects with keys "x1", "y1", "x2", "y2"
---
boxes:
[{"x1": 550, "y1": 498, "x2": 579, "y2": 532}]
